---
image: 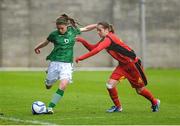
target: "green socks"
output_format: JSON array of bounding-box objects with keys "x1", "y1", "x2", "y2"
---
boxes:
[{"x1": 48, "y1": 89, "x2": 64, "y2": 108}]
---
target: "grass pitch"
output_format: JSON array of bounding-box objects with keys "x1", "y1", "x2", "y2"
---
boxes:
[{"x1": 0, "y1": 69, "x2": 180, "y2": 125}]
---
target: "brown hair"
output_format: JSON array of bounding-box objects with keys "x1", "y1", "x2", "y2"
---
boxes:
[
  {"x1": 98, "y1": 22, "x2": 115, "y2": 33},
  {"x1": 56, "y1": 14, "x2": 81, "y2": 28}
]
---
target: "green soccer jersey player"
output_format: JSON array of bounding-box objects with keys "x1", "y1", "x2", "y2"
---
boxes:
[{"x1": 34, "y1": 14, "x2": 97, "y2": 114}]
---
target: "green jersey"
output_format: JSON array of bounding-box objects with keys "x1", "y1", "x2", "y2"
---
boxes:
[{"x1": 46, "y1": 26, "x2": 81, "y2": 63}]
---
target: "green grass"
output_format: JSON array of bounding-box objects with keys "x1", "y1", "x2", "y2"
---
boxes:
[{"x1": 0, "y1": 69, "x2": 180, "y2": 125}]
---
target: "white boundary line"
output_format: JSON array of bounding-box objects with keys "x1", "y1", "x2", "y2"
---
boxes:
[
  {"x1": 0, "y1": 116, "x2": 111, "y2": 125},
  {"x1": 0, "y1": 116, "x2": 57, "y2": 125},
  {"x1": 0, "y1": 115, "x2": 107, "y2": 125},
  {"x1": 0, "y1": 116, "x2": 178, "y2": 125}
]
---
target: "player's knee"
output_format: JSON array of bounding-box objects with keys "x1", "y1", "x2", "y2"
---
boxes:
[
  {"x1": 45, "y1": 79, "x2": 56, "y2": 86},
  {"x1": 106, "y1": 79, "x2": 118, "y2": 89},
  {"x1": 59, "y1": 79, "x2": 70, "y2": 90},
  {"x1": 136, "y1": 87, "x2": 145, "y2": 94},
  {"x1": 106, "y1": 83, "x2": 114, "y2": 89},
  {"x1": 136, "y1": 89, "x2": 141, "y2": 94}
]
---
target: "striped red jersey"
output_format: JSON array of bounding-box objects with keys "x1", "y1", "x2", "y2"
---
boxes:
[
  {"x1": 77, "y1": 32, "x2": 137, "y2": 65},
  {"x1": 105, "y1": 32, "x2": 136, "y2": 64}
]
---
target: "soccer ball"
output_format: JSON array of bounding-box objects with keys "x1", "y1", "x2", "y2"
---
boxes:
[{"x1": 32, "y1": 101, "x2": 47, "y2": 114}]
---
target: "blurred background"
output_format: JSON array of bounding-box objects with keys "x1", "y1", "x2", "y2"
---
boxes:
[{"x1": 0, "y1": 0, "x2": 179, "y2": 68}]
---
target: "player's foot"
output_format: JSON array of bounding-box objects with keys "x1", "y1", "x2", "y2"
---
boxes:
[
  {"x1": 45, "y1": 85, "x2": 52, "y2": 89},
  {"x1": 106, "y1": 106, "x2": 123, "y2": 113},
  {"x1": 151, "y1": 99, "x2": 160, "y2": 112},
  {"x1": 46, "y1": 107, "x2": 54, "y2": 114}
]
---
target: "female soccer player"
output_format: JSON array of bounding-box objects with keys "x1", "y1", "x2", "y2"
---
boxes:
[
  {"x1": 34, "y1": 14, "x2": 97, "y2": 114},
  {"x1": 76, "y1": 22, "x2": 160, "y2": 112}
]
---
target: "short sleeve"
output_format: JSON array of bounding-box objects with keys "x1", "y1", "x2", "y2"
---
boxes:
[
  {"x1": 74, "y1": 27, "x2": 81, "y2": 35},
  {"x1": 47, "y1": 32, "x2": 54, "y2": 43}
]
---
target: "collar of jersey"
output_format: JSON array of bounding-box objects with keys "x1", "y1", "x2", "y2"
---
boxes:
[{"x1": 58, "y1": 31, "x2": 67, "y2": 35}]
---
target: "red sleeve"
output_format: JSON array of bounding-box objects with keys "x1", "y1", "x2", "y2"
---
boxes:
[
  {"x1": 76, "y1": 37, "x2": 100, "y2": 51},
  {"x1": 78, "y1": 37, "x2": 111, "y2": 61}
]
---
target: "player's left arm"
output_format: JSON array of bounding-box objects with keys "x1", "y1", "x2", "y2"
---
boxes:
[
  {"x1": 80, "y1": 24, "x2": 97, "y2": 32},
  {"x1": 76, "y1": 37, "x2": 111, "y2": 63}
]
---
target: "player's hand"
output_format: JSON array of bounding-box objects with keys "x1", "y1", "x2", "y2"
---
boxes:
[
  {"x1": 75, "y1": 57, "x2": 81, "y2": 63},
  {"x1": 34, "y1": 48, "x2": 41, "y2": 54},
  {"x1": 75, "y1": 37, "x2": 84, "y2": 43}
]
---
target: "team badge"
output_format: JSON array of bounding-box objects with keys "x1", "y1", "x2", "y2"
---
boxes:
[{"x1": 64, "y1": 39, "x2": 69, "y2": 44}]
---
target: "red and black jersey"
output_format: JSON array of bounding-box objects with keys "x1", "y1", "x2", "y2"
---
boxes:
[
  {"x1": 77, "y1": 32, "x2": 137, "y2": 65},
  {"x1": 105, "y1": 32, "x2": 136, "y2": 64}
]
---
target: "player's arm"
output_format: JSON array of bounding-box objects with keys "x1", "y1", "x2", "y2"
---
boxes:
[
  {"x1": 80, "y1": 24, "x2": 97, "y2": 32},
  {"x1": 34, "y1": 40, "x2": 50, "y2": 54},
  {"x1": 76, "y1": 37, "x2": 100, "y2": 51},
  {"x1": 76, "y1": 37, "x2": 111, "y2": 63}
]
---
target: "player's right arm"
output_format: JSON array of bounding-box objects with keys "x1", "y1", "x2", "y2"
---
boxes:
[
  {"x1": 34, "y1": 40, "x2": 50, "y2": 54},
  {"x1": 76, "y1": 37, "x2": 100, "y2": 51},
  {"x1": 76, "y1": 37, "x2": 111, "y2": 63}
]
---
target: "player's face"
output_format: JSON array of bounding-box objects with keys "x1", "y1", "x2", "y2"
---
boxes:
[
  {"x1": 56, "y1": 24, "x2": 67, "y2": 34},
  {"x1": 96, "y1": 25, "x2": 109, "y2": 38}
]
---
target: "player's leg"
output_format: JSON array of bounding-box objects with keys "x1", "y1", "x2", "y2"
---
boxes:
[
  {"x1": 125, "y1": 61, "x2": 160, "y2": 112},
  {"x1": 46, "y1": 62, "x2": 73, "y2": 114},
  {"x1": 106, "y1": 66, "x2": 124, "y2": 113},
  {"x1": 136, "y1": 87, "x2": 160, "y2": 112},
  {"x1": 47, "y1": 79, "x2": 69, "y2": 114},
  {"x1": 134, "y1": 61, "x2": 160, "y2": 112},
  {"x1": 45, "y1": 62, "x2": 59, "y2": 89}
]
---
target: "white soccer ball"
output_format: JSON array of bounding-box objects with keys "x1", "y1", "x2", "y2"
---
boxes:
[{"x1": 32, "y1": 101, "x2": 47, "y2": 114}]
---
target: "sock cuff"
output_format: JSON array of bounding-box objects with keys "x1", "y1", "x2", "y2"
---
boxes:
[
  {"x1": 48, "y1": 102, "x2": 56, "y2": 108},
  {"x1": 56, "y1": 89, "x2": 64, "y2": 96}
]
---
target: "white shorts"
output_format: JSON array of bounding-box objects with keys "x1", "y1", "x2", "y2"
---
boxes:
[{"x1": 45, "y1": 61, "x2": 73, "y2": 86}]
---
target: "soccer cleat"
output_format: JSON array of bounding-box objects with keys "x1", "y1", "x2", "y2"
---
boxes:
[
  {"x1": 106, "y1": 106, "x2": 123, "y2": 113},
  {"x1": 46, "y1": 107, "x2": 54, "y2": 114},
  {"x1": 151, "y1": 99, "x2": 160, "y2": 112},
  {"x1": 45, "y1": 85, "x2": 52, "y2": 89}
]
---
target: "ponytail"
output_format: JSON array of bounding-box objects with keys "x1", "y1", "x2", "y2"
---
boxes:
[
  {"x1": 56, "y1": 14, "x2": 81, "y2": 28},
  {"x1": 109, "y1": 24, "x2": 114, "y2": 33}
]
